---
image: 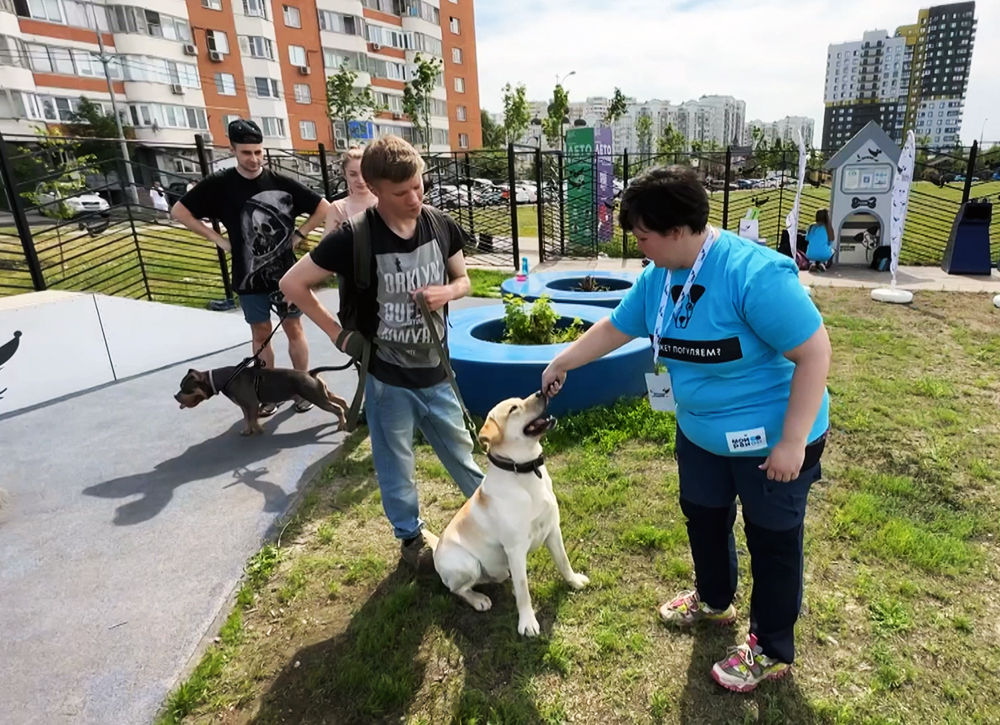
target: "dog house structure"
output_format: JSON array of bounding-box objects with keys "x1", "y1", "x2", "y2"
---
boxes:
[{"x1": 824, "y1": 122, "x2": 901, "y2": 266}]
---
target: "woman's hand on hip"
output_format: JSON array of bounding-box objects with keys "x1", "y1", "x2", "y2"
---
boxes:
[
  {"x1": 759, "y1": 439, "x2": 806, "y2": 483},
  {"x1": 542, "y1": 363, "x2": 566, "y2": 398}
]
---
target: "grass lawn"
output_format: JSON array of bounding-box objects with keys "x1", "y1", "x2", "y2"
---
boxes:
[{"x1": 158, "y1": 288, "x2": 1000, "y2": 725}]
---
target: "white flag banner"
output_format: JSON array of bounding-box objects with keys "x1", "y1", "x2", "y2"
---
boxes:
[
  {"x1": 889, "y1": 130, "x2": 916, "y2": 287},
  {"x1": 784, "y1": 129, "x2": 809, "y2": 259}
]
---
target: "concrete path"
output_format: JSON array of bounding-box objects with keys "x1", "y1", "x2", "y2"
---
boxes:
[{"x1": 0, "y1": 290, "x2": 489, "y2": 725}]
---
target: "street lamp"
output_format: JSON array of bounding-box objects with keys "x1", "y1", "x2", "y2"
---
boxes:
[
  {"x1": 556, "y1": 70, "x2": 576, "y2": 86},
  {"x1": 531, "y1": 116, "x2": 542, "y2": 148}
]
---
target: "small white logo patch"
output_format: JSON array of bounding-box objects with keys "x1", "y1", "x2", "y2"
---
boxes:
[{"x1": 726, "y1": 427, "x2": 768, "y2": 453}]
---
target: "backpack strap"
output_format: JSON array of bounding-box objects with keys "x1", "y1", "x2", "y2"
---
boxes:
[{"x1": 349, "y1": 208, "x2": 372, "y2": 291}]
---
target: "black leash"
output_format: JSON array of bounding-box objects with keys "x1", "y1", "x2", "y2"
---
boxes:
[{"x1": 218, "y1": 291, "x2": 353, "y2": 396}]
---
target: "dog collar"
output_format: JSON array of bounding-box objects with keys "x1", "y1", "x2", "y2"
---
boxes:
[
  {"x1": 207, "y1": 369, "x2": 218, "y2": 397},
  {"x1": 487, "y1": 452, "x2": 545, "y2": 479}
]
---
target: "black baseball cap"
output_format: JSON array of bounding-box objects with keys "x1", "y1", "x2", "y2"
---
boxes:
[{"x1": 228, "y1": 118, "x2": 263, "y2": 144}]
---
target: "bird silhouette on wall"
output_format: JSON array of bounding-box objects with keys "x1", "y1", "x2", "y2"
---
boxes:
[{"x1": 0, "y1": 331, "x2": 22, "y2": 400}]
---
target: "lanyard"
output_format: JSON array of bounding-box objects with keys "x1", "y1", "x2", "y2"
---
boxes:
[{"x1": 651, "y1": 226, "x2": 718, "y2": 368}]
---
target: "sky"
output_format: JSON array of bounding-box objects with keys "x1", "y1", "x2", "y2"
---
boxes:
[{"x1": 474, "y1": 0, "x2": 998, "y2": 147}]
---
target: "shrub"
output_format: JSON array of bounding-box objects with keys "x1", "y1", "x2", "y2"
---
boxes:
[{"x1": 502, "y1": 294, "x2": 584, "y2": 345}]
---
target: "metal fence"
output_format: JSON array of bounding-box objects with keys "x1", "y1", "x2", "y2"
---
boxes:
[{"x1": 1, "y1": 131, "x2": 998, "y2": 309}]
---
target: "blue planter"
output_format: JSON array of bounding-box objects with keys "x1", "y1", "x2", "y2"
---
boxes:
[
  {"x1": 500, "y1": 270, "x2": 638, "y2": 309},
  {"x1": 449, "y1": 303, "x2": 653, "y2": 419}
]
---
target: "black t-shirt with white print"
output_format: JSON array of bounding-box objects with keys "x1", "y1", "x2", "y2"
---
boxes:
[
  {"x1": 309, "y1": 207, "x2": 465, "y2": 389},
  {"x1": 180, "y1": 167, "x2": 322, "y2": 295}
]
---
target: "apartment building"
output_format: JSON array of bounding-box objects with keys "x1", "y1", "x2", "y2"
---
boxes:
[
  {"x1": 822, "y1": 2, "x2": 977, "y2": 149},
  {"x1": 0, "y1": 0, "x2": 482, "y2": 171},
  {"x1": 512, "y1": 94, "x2": 746, "y2": 153},
  {"x1": 746, "y1": 116, "x2": 816, "y2": 148}
]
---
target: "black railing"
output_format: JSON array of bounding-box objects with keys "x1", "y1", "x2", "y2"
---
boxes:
[{"x1": 1, "y1": 131, "x2": 998, "y2": 309}]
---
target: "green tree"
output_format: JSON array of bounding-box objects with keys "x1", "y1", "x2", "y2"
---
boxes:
[
  {"x1": 541, "y1": 83, "x2": 570, "y2": 151},
  {"x1": 604, "y1": 87, "x2": 628, "y2": 126},
  {"x1": 481, "y1": 109, "x2": 503, "y2": 148},
  {"x1": 63, "y1": 97, "x2": 132, "y2": 174},
  {"x1": 635, "y1": 113, "x2": 653, "y2": 156},
  {"x1": 500, "y1": 82, "x2": 531, "y2": 147},
  {"x1": 656, "y1": 123, "x2": 686, "y2": 160},
  {"x1": 402, "y1": 53, "x2": 443, "y2": 152},
  {"x1": 325, "y1": 63, "x2": 382, "y2": 147}
]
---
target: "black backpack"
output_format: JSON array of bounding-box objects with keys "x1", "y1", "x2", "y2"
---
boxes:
[{"x1": 337, "y1": 205, "x2": 453, "y2": 334}]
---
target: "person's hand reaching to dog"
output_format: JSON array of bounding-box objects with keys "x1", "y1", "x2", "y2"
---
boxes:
[{"x1": 541, "y1": 363, "x2": 567, "y2": 398}]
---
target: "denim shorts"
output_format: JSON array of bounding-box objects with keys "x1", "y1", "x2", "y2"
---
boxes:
[{"x1": 239, "y1": 293, "x2": 302, "y2": 325}]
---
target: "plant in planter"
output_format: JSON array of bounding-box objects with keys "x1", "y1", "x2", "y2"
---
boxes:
[
  {"x1": 575, "y1": 275, "x2": 611, "y2": 293},
  {"x1": 502, "y1": 294, "x2": 584, "y2": 345}
]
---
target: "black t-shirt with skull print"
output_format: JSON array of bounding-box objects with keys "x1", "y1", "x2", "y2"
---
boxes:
[{"x1": 180, "y1": 168, "x2": 322, "y2": 295}]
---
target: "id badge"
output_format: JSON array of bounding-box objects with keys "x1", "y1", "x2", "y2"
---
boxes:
[{"x1": 645, "y1": 371, "x2": 675, "y2": 413}]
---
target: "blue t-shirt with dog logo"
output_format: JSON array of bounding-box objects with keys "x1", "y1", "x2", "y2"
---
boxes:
[{"x1": 610, "y1": 229, "x2": 829, "y2": 457}]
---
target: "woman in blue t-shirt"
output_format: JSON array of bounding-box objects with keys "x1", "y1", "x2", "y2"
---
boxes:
[
  {"x1": 804, "y1": 209, "x2": 835, "y2": 271},
  {"x1": 542, "y1": 166, "x2": 832, "y2": 693}
]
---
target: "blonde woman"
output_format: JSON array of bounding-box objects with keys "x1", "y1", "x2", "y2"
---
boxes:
[{"x1": 324, "y1": 147, "x2": 378, "y2": 233}]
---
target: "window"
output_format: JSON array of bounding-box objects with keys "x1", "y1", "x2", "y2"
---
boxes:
[
  {"x1": 452, "y1": 47, "x2": 462, "y2": 64},
  {"x1": 458, "y1": 133, "x2": 468, "y2": 148},
  {"x1": 243, "y1": 0, "x2": 266, "y2": 17},
  {"x1": 202, "y1": 0, "x2": 221, "y2": 9},
  {"x1": 240, "y1": 36, "x2": 274, "y2": 59},
  {"x1": 49, "y1": 47, "x2": 74, "y2": 74},
  {"x1": 283, "y1": 5, "x2": 300, "y2": 27},
  {"x1": 215, "y1": 72, "x2": 236, "y2": 95},
  {"x1": 222, "y1": 114, "x2": 241, "y2": 133},
  {"x1": 319, "y1": 10, "x2": 362, "y2": 35},
  {"x1": 299, "y1": 120, "x2": 317, "y2": 140},
  {"x1": 456, "y1": 105, "x2": 466, "y2": 121},
  {"x1": 294, "y1": 84, "x2": 311, "y2": 104},
  {"x1": 207, "y1": 30, "x2": 229, "y2": 54},
  {"x1": 26, "y1": 0, "x2": 63, "y2": 23},
  {"x1": 286, "y1": 45, "x2": 307, "y2": 66},
  {"x1": 368, "y1": 24, "x2": 407, "y2": 49},
  {"x1": 449, "y1": 16, "x2": 460, "y2": 33},
  {"x1": 253, "y1": 77, "x2": 280, "y2": 98},
  {"x1": 325, "y1": 49, "x2": 367, "y2": 72},
  {"x1": 72, "y1": 49, "x2": 101, "y2": 77},
  {"x1": 454, "y1": 76, "x2": 464, "y2": 92},
  {"x1": 260, "y1": 117, "x2": 286, "y2": 137}
]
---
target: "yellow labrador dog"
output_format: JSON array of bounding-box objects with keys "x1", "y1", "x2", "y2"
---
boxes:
[{"x1": 425, "y1": 392, "x2": 588, "y2": 636}]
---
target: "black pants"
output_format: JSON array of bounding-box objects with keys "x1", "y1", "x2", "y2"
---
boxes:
[{"x1": 675, "y1": 427, "x2": 825, "y2": 664}]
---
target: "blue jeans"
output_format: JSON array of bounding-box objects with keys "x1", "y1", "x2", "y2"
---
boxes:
[{"x1": 365, "y1": 376, "x2": 484, "y2": 541}]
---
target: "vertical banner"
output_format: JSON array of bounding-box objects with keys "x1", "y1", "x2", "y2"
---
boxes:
[
  {"x1": 890, "y1": 130, "x2": 916, "y2": 287},
  {"x1": 565, "y1": 127, "x2": 595, "y2": 248},
  {"x1": 784, "y1": 129, "x2": 809, "y2": 259},
  {"x1": 595, "y1": 128, "x2": 614, "y2": 242}
]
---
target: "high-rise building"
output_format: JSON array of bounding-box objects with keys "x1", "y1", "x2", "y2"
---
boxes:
[
  {"x1": 514, "y1": 94, "x2": 745, "y2": 152},
  {"x1": 746, "y1": 116, "x2": 815, "y2": 148},
  {"x1": 822, "y1": 2, "x2": 977, "y2": 149},
  {"x1": 0, "y1": 0, "x2": 482, "y2": 166}
]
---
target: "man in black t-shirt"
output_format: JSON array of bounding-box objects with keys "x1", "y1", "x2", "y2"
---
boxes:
[
  {"x1": 280, "y1": 136, "x2": 484, "y2": 569},
  {"x1": 172, "y1": 119, "x2": 329, "y2": 414}
]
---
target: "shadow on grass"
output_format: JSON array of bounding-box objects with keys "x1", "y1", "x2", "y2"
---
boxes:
[
  {"x1": 679, "y1": 624, "x2": 823, "y2": 725},
  {"x1": 248, "y1": 563, "x2": 573, "y2": 725}
]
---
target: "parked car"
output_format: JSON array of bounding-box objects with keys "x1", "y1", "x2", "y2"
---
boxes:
[
  {"x1": 34, "y1": 185, "x2": 110, "y2": 218},
  {"x1": 166, "y1": 180, "x2": 195, "y2": 205}
]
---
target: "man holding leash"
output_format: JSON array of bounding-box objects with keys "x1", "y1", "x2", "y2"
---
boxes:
[
  {"x1": 280, "y1": 136, "x2": 483, "y2": 569},
  {"x1": 172, "y1": 119, "x2": 329, "y2": 414}
]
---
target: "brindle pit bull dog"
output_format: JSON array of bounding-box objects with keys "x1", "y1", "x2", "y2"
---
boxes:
[{"x1": 175, "y1": 365, "x2": 349, "y2": 436}]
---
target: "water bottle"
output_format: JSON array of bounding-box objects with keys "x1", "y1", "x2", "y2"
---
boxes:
[{"x1": 516, "y1": 256, "x2": 528, "y2": 282}]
